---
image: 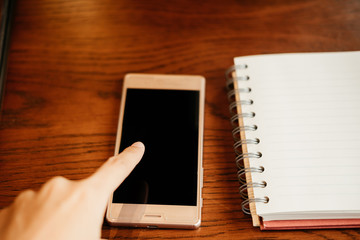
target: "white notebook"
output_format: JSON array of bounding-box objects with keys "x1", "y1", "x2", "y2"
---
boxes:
[{"x1": 226, "y1": 51, "x2": 360, "y2": 230}]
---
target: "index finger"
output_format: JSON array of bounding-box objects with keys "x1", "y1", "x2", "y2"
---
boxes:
[{"x1": 88, "y1": 142, "x2": 145, "y2": 195}]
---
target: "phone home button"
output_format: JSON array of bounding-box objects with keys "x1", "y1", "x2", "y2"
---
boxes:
[
  {"x1": 144, "y1": 214, "x2": 162, "y2": 218},
  {"x1": 147, "y1": 225, "x2": 158, "y2": 229}
]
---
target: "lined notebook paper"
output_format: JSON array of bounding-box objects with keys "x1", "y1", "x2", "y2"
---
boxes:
[{"x1": 227, "y1": 51, "x2": 360, "y2": 230}]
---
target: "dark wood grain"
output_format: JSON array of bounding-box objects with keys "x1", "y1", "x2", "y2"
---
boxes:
[{"x1": 1, "y1": 0, "x2": 360, "y2": 239}]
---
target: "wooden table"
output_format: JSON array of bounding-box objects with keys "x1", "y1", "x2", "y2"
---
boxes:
[{"x1": 1, "y1": 0, "x2": 360, "y2": 239}]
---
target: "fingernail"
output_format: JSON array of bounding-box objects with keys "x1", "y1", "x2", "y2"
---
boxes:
[{"x1": 131, "y1": 141, "x2": 144, "y2": 148}]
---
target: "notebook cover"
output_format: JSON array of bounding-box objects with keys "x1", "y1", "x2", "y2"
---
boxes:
[{"x1": 261, "y1": 219, "x2": 360, "y2": 230}]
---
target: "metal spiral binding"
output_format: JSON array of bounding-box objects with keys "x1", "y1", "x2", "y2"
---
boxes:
[
  {"x1": 227, "y1": 88, "x2": 252, "y2": 101},
  {"x1": 242, "y1": 197, "x2": 269, "y2": 215},
  {"x1": 226, "y1": 64, "x2": 268, "y2": 215},
  {"x1": 226, "y1": 75, "x2": 250, "y2": 90},
  {"x1": 232, "y1": 125, "x2": 257, "y2": 141},
  {"x1": 237, "y1": 166, "x2": 264, "y2": 184},
  {"x1": 235, "y1": 152, "x2": 262, "y2": 168},
  {"x1": 230, "y1": 112, "x2": 255, "y2": 127},
  {"x1": 234, "y1": 139, "x2": 260, "y2": 157},
  {"x1": 239, "y1": 181, "x2": 267, "y2": 199},
  {"x1": 229, "y1": 100, "x2": 253, "y2": 115},
  {"x1": 225, "y1": 64, "x2": 249, "y2": 90},
  {"x1": 234, "y1": 138, "x2": 260, "y2": 148}
]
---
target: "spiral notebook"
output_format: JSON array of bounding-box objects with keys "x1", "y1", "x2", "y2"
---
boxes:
[{"x1": 226, "y1": 51, "x2": 360, "y2": 230}]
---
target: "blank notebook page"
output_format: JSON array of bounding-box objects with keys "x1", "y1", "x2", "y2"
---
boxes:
[{"x1": 234, "y1": 51, "x2": 360, "y2": 221}]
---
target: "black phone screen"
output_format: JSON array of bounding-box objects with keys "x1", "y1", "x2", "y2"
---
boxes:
[{"x1": 112, "y1": 88, "x2": 200, "y2": 206}]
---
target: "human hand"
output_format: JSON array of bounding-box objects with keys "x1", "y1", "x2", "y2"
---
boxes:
[{"x1": 0, "y1": 142, "x2": 145, "y2": 240}]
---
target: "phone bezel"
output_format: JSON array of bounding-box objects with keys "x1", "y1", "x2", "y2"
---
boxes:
[{"x1": 106, "y1": 73, "x2": 205, "y2": 229}]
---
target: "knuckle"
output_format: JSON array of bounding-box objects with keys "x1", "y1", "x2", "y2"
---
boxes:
[
  {"x1": 107, "y1": 156, "x2": 118, "y2": 165},
  {"x1": 15, "y1": 189, "x2": 36, "y2": 203},
  {"x1": 41, "y1": 176, "x2": 71, "y2": 193},
  {"x1": 47, "y1": 176, "x2": 69, "y2": 186}
]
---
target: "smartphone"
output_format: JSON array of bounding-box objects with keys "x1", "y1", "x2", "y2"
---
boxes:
[{"x1": 106, "y1": 73, "x2": 205, "y2": 229}]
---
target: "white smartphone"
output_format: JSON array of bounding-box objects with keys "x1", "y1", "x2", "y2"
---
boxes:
[{"x1": 106, "y1": 73, "x2": 205, "y2": 229}]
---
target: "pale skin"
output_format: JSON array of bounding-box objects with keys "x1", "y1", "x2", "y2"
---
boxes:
[{"x1": 0, "y1": 141, "x2": 145, "y2": 240}]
